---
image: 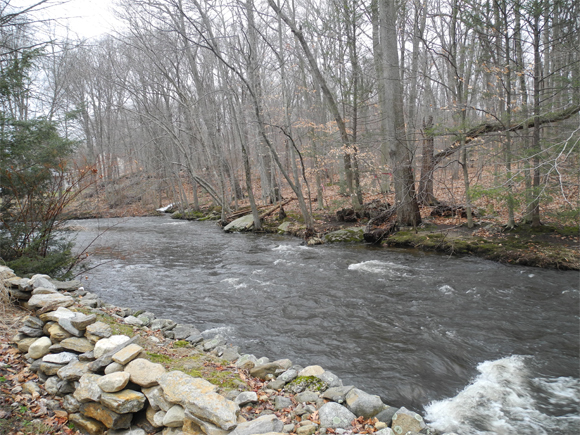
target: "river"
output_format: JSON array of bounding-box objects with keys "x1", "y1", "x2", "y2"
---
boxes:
[{"x1": 69, "y1": 216, "x2": 579, "y2": 435}]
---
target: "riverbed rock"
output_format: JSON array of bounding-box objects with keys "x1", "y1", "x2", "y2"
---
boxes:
[
  {"x1": 390, "y1": 407, "x2": 425, "y2": 434},
  {"x1": 250, "y1": 363, "x2": 280, "y2": 381},
  {"x1": 203, "y1": 335, "x2": 226, "y2": 351},
  {"x1": 137, "y1": 312, "x2": 155, "y2": 326},
  {"x1": 274, "y1": 396, "x2": 292, "y2": 410},
  {"x1": 229, "y1": 414, "x2": 283, "y2": 435},
  {"x1": 98, "y1": 372, "x2": 131, "y2": 393},
  {"x1": 235, "y1": 392, "x2": 258, "y2": 407},
  {"x1": 123, "y1": 316, "x2": 143, "y2": 326},
  {"x1": 124, "y1": 358, "x2": 166, "y2": 387},
  {"x1": 28, "y1": 336, "x2": 52, "y2": 359},
  {"x1": 323, "y1": 227, "x2": 365, "y2": 243},
  {"x1": 374, "y1": 406, "x2": 397, "y2": 425},
  {"x1": 345, "y1": 388, "x2": 385, "y2": 418},
  {"x1": 100, "y1": 389, "x2": 147, "y2": 414},
  {"x1": 317, "y1": 371, "x2": 342, "y2": 388},
  {"x1": 94, "y1": 335, "x2": 131, "y2": 358},
  {"x1": 80, "y1": 402, "x2": 133, "y2": 430},
  {"x1": 318, "y1": 402, "x2": 356, "y2": 429},
  {"x1": 298, "y1": 366, "x2": 325, "y2": 377},
  {"x1": 321, "y1": 386, "x2": 354, "y2": 404},
  {"x1": 158, "y1": 371, "x2": 238, "y2": 430},
  {"x1": 150, "y1": 319, "x2": 176, "y2": 331},
  {"x1": 224, "y1": 214, "x2": 255, "y2": 232}
]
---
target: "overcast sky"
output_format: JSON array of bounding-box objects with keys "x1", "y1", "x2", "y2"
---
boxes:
[{"x1": 11, "y1": 0, "x2": 120, "y2": 39}]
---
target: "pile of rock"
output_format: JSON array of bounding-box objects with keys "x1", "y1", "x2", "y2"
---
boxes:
[{"x1": 1, "y1": 266, "x2": 450, "y2": 435}]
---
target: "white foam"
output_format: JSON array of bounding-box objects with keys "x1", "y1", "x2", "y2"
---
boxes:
[
  {"x1": 438, "y1": 284, "x2": 455, "y2": 295},
  {"x1": 220, "y1": 278, "x2": 247, "y2": 289},
  {"x1": 424, "y1": 356, "x2": 580, "y2": 435},
  {"x1": 348, "y1": 260, "x2": 412, "y2": 277}
]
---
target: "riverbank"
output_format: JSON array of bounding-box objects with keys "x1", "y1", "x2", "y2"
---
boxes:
[{"x1": 1, "y1": 267, "x2": 437, "y2": 435}]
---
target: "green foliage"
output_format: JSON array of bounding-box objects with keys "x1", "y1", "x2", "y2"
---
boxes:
[{"x1": 173, "y1": 340, "x2": 189, "y2": 348}]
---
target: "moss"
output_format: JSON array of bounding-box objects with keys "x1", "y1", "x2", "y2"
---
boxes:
[
  {"x1": 173, "y1": 340, "x2": 189, "y2": 348},
  {"x1": 145, "y1": 352, "x2": 173, "y2": 364},
  {"x1": 286, "y1": 376, "x2": 328, "y2": 393},
  {"x1": 76, "y1": 308, "x2": 136, "y2": 337}
]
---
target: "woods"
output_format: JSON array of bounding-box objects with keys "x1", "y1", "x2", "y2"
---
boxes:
[{"x1": 1, "y1": 0, "x2": 579, "y2": 237}]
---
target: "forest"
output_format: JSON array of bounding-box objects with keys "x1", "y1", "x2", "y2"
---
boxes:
[{"x1": 0, "y1": 0, "x2": 579, "y2": 274}]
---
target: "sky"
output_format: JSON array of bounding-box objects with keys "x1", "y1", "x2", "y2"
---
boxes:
[{"x1": 10, "y1": 0, "x2": 120, "y2": 39}]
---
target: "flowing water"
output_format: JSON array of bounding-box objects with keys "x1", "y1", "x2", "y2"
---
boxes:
[{"x1": 69, "y1": 216, "x2": 579, "y2": 435}]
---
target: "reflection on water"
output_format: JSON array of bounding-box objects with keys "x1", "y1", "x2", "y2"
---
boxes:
[{"x1": 71, "y1": 216, "x2": 580, "y2": 435}]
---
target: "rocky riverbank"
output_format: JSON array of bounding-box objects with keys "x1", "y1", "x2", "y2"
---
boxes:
[{"x1": 1, "y1": 266, "x2": 449, "y2": 435}]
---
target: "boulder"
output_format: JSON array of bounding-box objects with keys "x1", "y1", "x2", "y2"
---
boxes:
[
  {"x1": 58, "y1": 318, "x2": 84, "y2": 337},
  {"x1": 173, "y1": 324, "x2": 200, "y2": 340},
  {"x1": 71, "y1": 313, "x2": 97, "y2": 330},
  {"x1": 317, "y1": 371, "x2": 342, "y2": 388},
  {"x1": 123, "y1": 316, "x2": 143, "y2": 326},
  {"x1": 295, "y1": 391, "x2": 319, "y2": 403},
  {"x1": 27, "y1": 293, "x2": 74, "y2": 310},
  {"x1": 29, "y1": 274, "x2": 57, "y2": 290},
  {"x1": 298, "y1": 366, "x2": 325, "y2": 377},
  {"x1": 345, "y1": 388, "x2": 385, "y2": 419},
  {"x1": 85, "y1": 321, "x2": 113, "y2": 340},
  {"x1": 323, "y1": 228, "x2": 365, "y2": 243},
  {"x1": 48, "y1": 323, "x2": 72, "y2": 342},
  {"x1": 100, "y1": 389, "x2": 147, "y2": 414},
  {"x1": 68, "y1": 413, "x2": 107, "y2": 435},
  {"x1": 274, "y1": 396, "x2": 292, "y2": 410},
  {"x1": 74, "y1": 374, "x2": 103, "y2": 403},
  {"x1": 163, "y1": 405, "x2": 185, "y2": 427},
  {"x1": 234, "y1": 392, "x2": 258, "y2": 407},
  {"x1": 93, "y1": 335, "x2": 131, "y2": 358},
  {"x1": 318, "y1": 402, "x2": 356, "y2": 429},
  {"x1": 250, "y1": 363, "x2": 280, "y2": 381},
  {"x1": 124, "y1": 358, "x2": 166, "y2": 387},
  {"x1": 57, "y1": 361, "x2": 91, "y2": 381},
  {"x1": 142, "y1": 386, "x2": 172, "y2": 412},
  {"x1": 39, "y1": 307, "x2": 76, "y2": 323},
  {"x1": 112, "y1": 343, "x2": 143, "y2": 365},
  {"x1": 390, "y1": 407, "x2": 425, "y2": 435},
  {"x1": 321, "y1": 386, "x2": 354, "y2": 404},
  {"x1": 42, "y1": 352, "x2": 78, "y2": 365},
  {"x1": 80, "y1": 402, "x2": 133, "y2": 430},
  {"x1": 236, "y1": 354, "x2": 258, "y2": 369},
  {"x1": 224, "y1": 214, "x2": 255, "y2": 232},
  {"x1": 203, "y1": 335, "x2": 226, "y2": 352},
  {"x1": 229, "y1": 415, "x2": 284, "y2": 435},
  {"x1": 60, "y1": 337, "x2": 94, "y2": 353},
  {"x1": 97, "y1": 372, "x2": 131, "y2": 393},
  {"x1": 28, "y1": 337, "x2": 52, "y2": 359},
  {"x1": 375, "y1": 406, "x2": 397, "y2": 425},
  {"x1": 150, "y1": 319, "x2": 176, "y2": 331},
  {"x1": 158, "y1": 371, "x2": 238, "y2": 430}
]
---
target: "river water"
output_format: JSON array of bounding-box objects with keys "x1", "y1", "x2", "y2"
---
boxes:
[{"x1": 69, "y1": 216, "x2": 579, "y2": 435}]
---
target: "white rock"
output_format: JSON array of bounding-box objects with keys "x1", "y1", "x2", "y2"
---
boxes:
[{"x1": 93, "y1": 335, "x2": 131, "y2": 358}]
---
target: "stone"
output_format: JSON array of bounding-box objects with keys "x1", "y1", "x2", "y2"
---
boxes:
[
  {"x1": 23, "y1": 316, "x2": 44, "y2": 329},
  {"x1": 108, "y1": 429, "x2": 146, "y2": 435},
  {"x1": 273, "y1": 359, "x2": 293, "y2": 370},
  {"x1": 154, "y1": 411, "x2": 167, "y2": 427},
  {"x1": 68, "y1": 412, "x2": 107, "y2": 435},
  {"x1": 184, "y1": 413, "x2": 231, "y2": 435},
  {"x1": 345, "y1": 388, "x2": 384, "y2": 419},
  {"x1": 58, "y1": 360, "x2": 91, "y2": 381},
  {"x1": 318, "y1": 402, "x2": 356, "y2": 429},
  {"x1": 163, "y1": 404, "x2": 186, "y2": 427},
  {"x1": 221, "y1": 346, "x2": 241, "y2": 362},
  {"x1": 298, "y1": 366, "x2": 325, "y2": 377},
  {"x1": 317, "y1": 371, "x2": 342, "y2": 389},
  {"x1": 80, "y1": 402, "x2": 133, "y2": 430},
  {"x1": 112, "y1": 343, "x2": 143, "y2": 365},
  {"x1": 296, "y1": 424, "x2": 317, "y2": 435},
  {"x1": 224, "y1": 214, "x2": 255, "y2": 232},
  {"x1": 229, "y1": 414, "x2": 284, "y2": 435},
  {"x1": 158, "y1": 371, "x2": 238, "y2": 430},
  {"x1": 374, "y1": 406, "x2": 397, "y2": 425},
  {"x1": 22, "y1": 381, "x2": 41, "y2": 397},
  {"x1": 70, "y1": 313, "x2": 97, "y2": 330},
  {"x1": 277, "y1": 369, "x2": 298, "y2": 383},
  {"x1": 39, "y1": 362, "x2": 67, "y2": 376},
  {"x1": 93, "y1": 335, "x2": 131, "y2": 358},
  {"x1": 8, "y1": 288, "x2": 32, "y2": 300},
  {"x1": 124, "y1": 358, "x2": 166, "y2": 387},
  {"x1": 39, "y1": 307, "x2": 76, "y2": 323},
  {"x1": 374, "y1": 429, "x2": 395, "y2": 435},
  {"x1": 97, "y1": 372, "x2": 131, "y2": 393},
  {"x1": 321, "y1": 386, "x2": 355, "y2": 404},
  {"x1": 85, "y1": 321, "x2": 112, "y2": 340},
  {"x1": 58, "y1": 318, "x2": 84, "y2": 337},
  {"x1": 390, "y1": 407, "x2": 425, "y2": 435},
  {"x1": 30, "y1": 274, "x2": 57, "y2": 290},
  {"x1": 323, "y1": 227, "x2": 365, "y2": 243},
  {"x1": 105, "y1": 362, "x2": 125, "y2": 374},
  {"x1": 32, "y1": 287, "x2": 58, "y2": 295},
  {"x1": 79, "y1": 350, "x2": 96, "y2": 361},
  {"x1": 173, "y1": 324, "x2": 200, "y2": 340},
  {"x1": 51, "y1": 279, "x2": 81, "y2": 291},
  {"x1": 28, "y1": 337, "x2": 52, "y2": 359},
  {"x1": 60, "y1": 337, "x2": 94, "y2": 353},
  {"x1": 27, "y1": 293, "x2": 74, "y2": 310},
  {"x1": 18, "y1": 326, "x2": 44, "y2": 337},
  {"x1": 295, "y1": 391, "x2": 319, "y2": 403},
  {"x1": 88, "y1": 336, "x2": 139, "y2": 372},
  {"x1": 203, "y1": 335, "x2": 226, "y2": 352},
  {"x1": 100, "y1": 389, "x2": 147, "y2": 414},
  {"x1": 142, "y1": 386, "x2": 172, "y2": 412},
  {"x1": 16, "y1": 337, "x2": 38, "y2": 353},
  {"x1": 64, "y1": 394, "x2": 81, "y2": 413},
  {"x1": 123, "y1": 316, "x2": 143, "y2": 326},
  {"x1": 79, "y1": 298, "x2": 99, "y2": 308},
  {"x1": 145, "y1": 405, "x2": 163, "y2": 427},
  {"x1": 186, "y1": 334, "x2": 204, "y2": 344},
  {"x1": 137, "y1": 312, "x2": 155, "y2": 326},
  {"x1": 236, "y1": 354, "x2": 258, "y2": 369},
  {"x1": 44, "y1": 377, "x2": 74, "y2": 396},
  {"x1": 74, "y1": 374, "x2": 103, "y2": 403},
  {"x1": 235, "y1": 392, "x2": 258, "y2": 406},
  {"x1": 150, "y1": 319, "x2": 176, "y2": 331},
  {"x1": 249, "y1": 363, "x2": 280, "y2": 381},
  {"x1": 48, "y1": 343, "x2": 65, "y2": 353},
  {"x1": 268, "y1": 379, "x2": 286, "y2": 391},
  {"x1": 48, "y1": 323, "x2": 72, "y2": 342},
  {"x1": 274, "y1": 396, "x2": 292, "y2": 410},
  {"x1": 42, "y1": 352, "x2": 78, "y2": 365}
]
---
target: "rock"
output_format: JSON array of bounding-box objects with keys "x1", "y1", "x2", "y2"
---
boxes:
[
  {"x1": 250, "y1": 363, "x2": 280, "y2": 381},
  {"x1": 273, "y1": 359, "x2": 293, "y2": 370},
  {"x1": 375, "y1": 406, "x2": 397, "y2": 425},
  {"x1": 81, "y1": 402, "x2": 133, "y2": 430},
  {"x1": 58, "y1": 318, "x2": 84, "y2": 337},
  {"x1": 74, "y1": 374, "x2": 103, "y2": 403},
  {"x1": 48, "y1": 323, "x2": 72, "y2": 342},
  {"x1": 137, "y1": 312, "x2": 155, "y2": 326},
  {"x1": 150, "y1": 319, "x2": 176, "y2": 331},
  {"x1": 235, "y1": 392, "x2": 258, "y2": 406},
  {"x1": 154, "y1": 410, "x2": 167, "y2": 427},
  {"x1": 317, "y1": 371, "x2": 342, "y2": 389},
  {"x1": 203, "y1": 335, "x2": 226, "y2": 352},
  {"x1": 323, "y1": 227, "x2": 365, "y2": 243},
  {"x1": 23, "y1": 316, "x2": 44, "y2": 329},
  {"x1": 183, "y1": 413, "x2": 229, "y2": 435},
  {"x1": 60, "y1": 337, "x2": 94, "y2": 353},
  {"x1": 108, "y1": 429, "x2": 147, "y2": 435},
  {"x1": 142, "y1": 386, "x2": 172, "y2": 412},
  {"x1": 88, "y1": 336, "x2": 139, "y2": 372},
  {"x1": 295, "y1": 391, "x2": 319, "y2": 403},
  {"x1": 158, "y1": 371, "x2": 238, "y2": 430},
  {"x1": 28, "y1": 337, "x2": 52, "y2": 359},
  {"x1": 39, "y1": 307, "x2": 76, "y2": 323},
  {"x1": 85, "y1": 321, "x2": 113, "y2": 340},
  {"x1": 124, "y1": 358, "x2": 166, "y2": 387},
  {"x1": 16, "y1": 337, "x2": 38, "y2": 353},
  {"x1": 112, "y1": 343, "x2": 143, "y2": 365},
  {"x1": 71, "y1": 313, "x2": 97, "y2": 330},
  {"x1": 321, "y1": 386, "x2": 355, "y2": 404},
  {"x1": 42, "y1": 352, "x2": 78, "y2": 365},
  {"x1": 318, "y1": 402, "x2": 356, "y2": 429},
  {"x1": 39, "y1": 362, "x2": 67, "y2": 376},
  {"x1": 27, "y1": 293, "x2": 74, "y2": 310},
  {"x1": 64, "y1": 394, "x2": 81, "y2": 413},
  {"x1": 31, "y1": 287, "x2": 58, "y2": 295},
  {"x1": 18, "y1": 326, "x2": 44, "y2": 337},
  {"x1": 124, "y1": 316, "x2": 143, "y2": 326},
  {"x1": 229, "y1": 415, "x2": 283, "y2": 435},
  {"x1": 274, "y1": 396, "x2": 292, "y2": 410},
  {"x1": 8, "y1": 288, "x2": 32, "y2": 300},
  {"x1": 390, "y1": 407, "x2": 425, "y2": 435},
  {"x1": 68, "y1": 412, "x2": 107, "y2": 435},
  {"x1": 236, "y1": 354, "x2": 258, "y2": 369},
  {"x1": 50, "y1": 279, "x2": 81, "y2": 291},
  {"x1": 163, "y1": 405, "x2": 185, "y2": 427},
  {"x1": 57, "y1": 361, "x2": 91, "y2": 381},
  {"x1": 296, "y1": 423, "x2": 317, "y2": 435},
  {"x1": 105, "y1": 362, "x2": 125, "y2": 375},
  {"x1": 44, "y1": 376, "x2": 74, "y2": 396},
  {"x1": 93, "y1": 335, "x2": 131, "y2": 358},
  {"x1": 29, "y1": 274, "x2": 56, "y2": 290},
  {"x1": 221, "y1": 346, "x2": 240, "y2": 362},
  {"x1": 374, "y1": 429, "x2": 395, "y2": 435},
  {"x1": 48, "y1": 343, "x2": 65, "y2": 353},
  {"x1": 79, "y1": 298, "x2": 99, "y2": 308},
  {"x1": 79, "y1": 350, "x2": 96, "y2": 361},
  {"x1": 345, "y1": 388, "x2": 384, "y2": 419},
  {"x1": 100, "y1": 389, "x2": 147, "y2": 414},
  {"x1": 145, "y1": 405, "x2": 163, "y2": 427},
  {"x1": 286, "y1": 376, "x2": 328, "y2": 394},
  {"x1": 173, "y1": 324, "x2": 200, "y2": 340},
  {"x1": 22, "y1": 381, "x2": 41, "y2": 397},
  {"x1": 268, "y1": 379, "x2": 287, "y2": 390},
  {"x1": 97, "y1": 372, "x2": 131, "y2": 393},
  {"x1": 298, "y1": 366, "x2": 325, "y2": 377},
  {"x1": 224, "y1": 214, "x2": 255, "y2": 232}
]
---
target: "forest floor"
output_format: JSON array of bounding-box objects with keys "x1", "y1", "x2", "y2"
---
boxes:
[{"x1": 62, "y1": 173, "x2": 579, "y2": 271}]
